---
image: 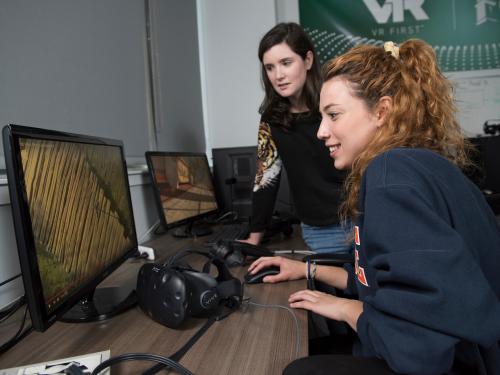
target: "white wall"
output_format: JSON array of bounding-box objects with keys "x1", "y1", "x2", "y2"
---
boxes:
[
  {"x1": 275, "y1": 0, "x2": 299, "y2": 23},
  {"x1": 197, "y1": 0, "x2": 277, "y2": 155},
  {"x1": 197, "y1": 0, "x2": 301, "y2": 159}
]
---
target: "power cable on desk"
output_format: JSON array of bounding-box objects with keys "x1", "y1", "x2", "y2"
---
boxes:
[
  {"x1": 91, "y1": 353, "x2": 194, "y2": 375},
  {"x1": 140, "y1": 305, "x2": 238, "y2": 375},
  {"x1": 0, "y1": 304, "x2": 34, "y2": 354},
  {"x1": 0, "y1": 296, "x2": 26, "y2": 322},
  {"x1": 243, "y1": 299, "x2": 302, "y2": 359},
  {"x1": 93, "y1": 312, "x2": 229, "y2": 375}
]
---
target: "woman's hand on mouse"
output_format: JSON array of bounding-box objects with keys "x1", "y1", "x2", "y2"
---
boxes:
[{"x1": 247, "y1": 256, "x2": 306, "y2": 283}]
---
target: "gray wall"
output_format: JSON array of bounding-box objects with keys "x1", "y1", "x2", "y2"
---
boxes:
[
  {"x1": 0, "y1": 0, "x2": 206, "y2": 167},
  {"x1": 0, "y1": 0, "x2": 204, "y2": 309},
  {"x1": 149, "y1": 0, "x2": 205, "y2": 152},
  {"x1": 0, "y1": 0, "x2": 150, "y2": 165}
]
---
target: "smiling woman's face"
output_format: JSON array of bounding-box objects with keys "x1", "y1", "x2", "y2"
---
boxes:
[{"x1": 317, "y1": 77, "x2": 380, "y2": 170}]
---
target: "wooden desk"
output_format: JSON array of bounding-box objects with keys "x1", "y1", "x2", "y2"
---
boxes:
[{"x1": 0, "y1": 229, "x2": 309, "y2": 374}]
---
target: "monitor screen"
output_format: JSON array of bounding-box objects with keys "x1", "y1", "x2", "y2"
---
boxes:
[
  {"x1": 212, "y1": 146, "x2": 295, "y2": 219},
  {"x1": 467, "y1": 135, "x2": 500, "y2": 194},
  {"x1": 145, "y1": 152, "x2": 218, "y2": 236},
  {"x1": 3, "y1": 124, "x2": 138, "y2": 331}
]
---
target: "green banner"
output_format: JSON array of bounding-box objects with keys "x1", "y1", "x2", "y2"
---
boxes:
[{"x1": 299, "y1": 0, "x2": 500, "y2": 72}]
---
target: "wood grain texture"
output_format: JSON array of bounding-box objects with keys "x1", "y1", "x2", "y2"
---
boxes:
[{"x1": 0, "y1": 228, "x2": 309, "y2": 374}]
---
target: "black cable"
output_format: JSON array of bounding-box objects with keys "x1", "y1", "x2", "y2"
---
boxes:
[
  {"x1": 91, "y1": 353, "x2": 193, "y2": 375},
  {"x1": 141, "y1": 316, "x2": 217, "y2": 375},
  {"x1": 153, "y1": 225, "x2": 167, "y2": 235},
  {"x1": 0, "y1": 273, "x2": 21, "y2": 287},
  {"x1": 0, "y1": 304, "x2": 34, "y2": 354},
  {"x1": 0, "y1": 296, "x2": 26, "y2": 322}
]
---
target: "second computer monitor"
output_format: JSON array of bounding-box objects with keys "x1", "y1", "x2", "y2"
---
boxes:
[
  {"x1": 145, "y1": 152, "x2": 218, "y2": 235},
  {"x1": 212, "y1": 146, "x2": 295, "y2": 220}
]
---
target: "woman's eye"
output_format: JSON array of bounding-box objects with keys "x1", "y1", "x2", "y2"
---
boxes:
[{"x1": 328, "y1": 112, "x2": 338, "y2": 120}]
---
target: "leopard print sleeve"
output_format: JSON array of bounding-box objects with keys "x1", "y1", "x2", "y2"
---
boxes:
[
  {"x1": 253, "y1": 122, "x2": 282, "y2": 192},
  {"x1": 249, "y1": 122, "x2": 282, "y2": 232}
]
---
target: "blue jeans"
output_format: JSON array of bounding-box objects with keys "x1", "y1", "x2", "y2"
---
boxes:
[{"x1": 300, "y1": 222, "x2": 353, "y2": 254}]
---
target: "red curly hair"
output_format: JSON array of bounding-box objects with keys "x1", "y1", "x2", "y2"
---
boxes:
[{"x1": 322, "y1": 39, "x2": 472, "y2": 222}]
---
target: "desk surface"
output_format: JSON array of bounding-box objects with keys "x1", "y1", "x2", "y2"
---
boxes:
[{"x1": 0, "y1": 228, "x2": 308, "y2": 375}]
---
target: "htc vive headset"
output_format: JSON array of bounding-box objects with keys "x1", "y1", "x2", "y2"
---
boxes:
[{"x1": 136, "y1": 250, "x2": 243, "y2": 328}]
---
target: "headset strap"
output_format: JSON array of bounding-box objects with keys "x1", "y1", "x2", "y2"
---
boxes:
[
  {"x1": 216, "y1": 278, "x2": 243, "y2": 305},
  {"x1": 167, "y1": 249, "x2": 243, "y2": 308},
  {"x1": 166, "y1": 249, "x2": 211, "y2": 266}
]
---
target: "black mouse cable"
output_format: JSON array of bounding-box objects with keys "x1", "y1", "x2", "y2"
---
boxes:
[{"x1": 244, "y1": 299, "x2": 301, "y2": 359}]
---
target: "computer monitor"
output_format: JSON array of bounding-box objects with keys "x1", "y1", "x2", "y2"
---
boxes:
[
  {"x1": 3, "y1": 124, "x2": 139, "y2": 331},
  {"x1": 467, "y1": 135, "x2": 500, "y2": 194},
  {"x1": 212, "y1": 146, "x2": 295, "y2": 220},
  {"x1": 145, "y1": 151, "x2": 219, "y2": 237},
  {"x1": 467, "y1": 135, "x2": 500, "y2": 214}
]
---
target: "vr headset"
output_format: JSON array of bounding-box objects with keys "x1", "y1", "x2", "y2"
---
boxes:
[{"x1": 136, "y1": 250, "x2": 243, "y2": 329}]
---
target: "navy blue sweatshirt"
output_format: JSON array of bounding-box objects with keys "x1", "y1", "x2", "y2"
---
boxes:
[{"x1": 344, "y1": 148, "x2": 500, "y2": 374}]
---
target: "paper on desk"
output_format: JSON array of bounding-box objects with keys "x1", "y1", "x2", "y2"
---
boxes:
[{"x1": 0, "y1": 350, "x2": 110, "y2": 375}]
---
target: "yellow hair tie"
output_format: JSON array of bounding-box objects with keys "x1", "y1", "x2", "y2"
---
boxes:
[{"x1": 384, "y1": 41, "x2": 400, "y2": 59}]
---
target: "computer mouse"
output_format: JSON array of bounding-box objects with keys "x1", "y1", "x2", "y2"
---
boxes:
[{"x1": 244, "y1": 266, "x2": 280, "y2": 284}]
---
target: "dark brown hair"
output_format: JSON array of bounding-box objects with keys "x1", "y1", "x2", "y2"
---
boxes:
[{"x1": 258, "y1": 22, "x2": 322, "y2": 128}]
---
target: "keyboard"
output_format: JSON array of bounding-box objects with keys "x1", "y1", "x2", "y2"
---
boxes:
[{"x1": 204, "y1": 224, "x2": 248, "y2": 246}]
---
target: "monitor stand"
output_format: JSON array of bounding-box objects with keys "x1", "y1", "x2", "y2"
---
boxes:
[
  {"x1": 171, "y1": 220, "x2": 213, "y2": 238},
  {"x1": 61, "y1": 286, "x2": 137, "y2": 323}
]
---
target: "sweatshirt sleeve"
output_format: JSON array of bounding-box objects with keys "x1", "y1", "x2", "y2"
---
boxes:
[
  {"x1": 249, "y1": 122, "x2": 282, "y2": 232},
  {"x1": 356, "y1": 185, "x2": 500, "y2": 374}
]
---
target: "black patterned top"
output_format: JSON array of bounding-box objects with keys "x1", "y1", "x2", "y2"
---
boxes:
[{"x1": 249, "y1": 112, "x2": 346, "y2": 232}]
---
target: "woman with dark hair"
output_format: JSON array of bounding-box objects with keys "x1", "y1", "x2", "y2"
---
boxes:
[
  {"x1": 241, "y1": 22, "x2": 351, "y2": 254},
  {"x1": 249, "y1": 39, "x2": 500, "y2": 374}
]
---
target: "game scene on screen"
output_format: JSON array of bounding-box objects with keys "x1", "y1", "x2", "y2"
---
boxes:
[
  {"x1": 20, "y1": 138, "x2": 136, "y2": 312},
  {"x1": 150, "y1": 155, "x2": 217, "y2": 224}
]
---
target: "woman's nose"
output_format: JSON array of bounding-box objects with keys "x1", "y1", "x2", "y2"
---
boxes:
[{"x1": 317, "y1": 119, "x2": 329, "y2": 140}]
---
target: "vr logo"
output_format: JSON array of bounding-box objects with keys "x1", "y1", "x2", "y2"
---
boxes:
[{"x1": 364, "y1": 0, "x2": 429, "y2": 24}]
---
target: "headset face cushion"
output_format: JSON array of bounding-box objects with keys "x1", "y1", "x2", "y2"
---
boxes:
[
  {"x1": 137, "y1": 252, "x2": 243, "y2": 329},
  {"x1": 137, "y1": 264, "x2": 188, "y2": 328}
]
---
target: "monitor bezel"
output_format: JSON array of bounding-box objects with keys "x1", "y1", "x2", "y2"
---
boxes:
[
  {"x1": 3, "y1": 124, "x2": 139, "y2": 331},
  {"x1": 145, "y1": 151, "x2": 219, "y2": 230}
]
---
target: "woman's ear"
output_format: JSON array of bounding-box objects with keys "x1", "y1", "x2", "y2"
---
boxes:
[
  {"x1": 375, "y1": 96, "x2": 392, "y2": 127},
  {"x1": 305, "y1": 50, "x2": 314, "y2": 70}
]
